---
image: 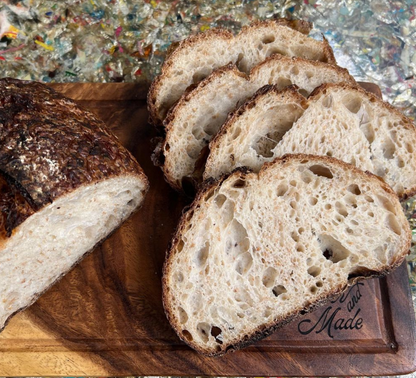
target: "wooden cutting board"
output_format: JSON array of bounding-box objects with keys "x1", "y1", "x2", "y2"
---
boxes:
[{"x1": 0, "y1": 82, "x2": 415, "y2": 376}]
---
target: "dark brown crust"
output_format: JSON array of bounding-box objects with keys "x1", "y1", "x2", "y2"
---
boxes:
[
  {"x1": 207, "y1": 84, "x2": 308, "y2": 172},
  {"x1": 0, "y1": 78, "x2": 150, "y2": 333},
  {"x1": 0, "y1": 185, "x2": 147, "y2": 334},
  {"x1": 307, "y1": 82, "x2": 416, "y2": 200},
  {"x1": 322, "y1": 35, "x2": 336, "y2": 64},
  {"x1": 0, "y1": 78, "x2": 148, "y2": 212},
  {"x1": 162, "y1": 153, "x2": 410, "y2": 357},
  {"x1": 0, "y1": 175, "x2": 34, "y2": 238},
  {"x1": 148, "y1": 19, "x2": 337, "y2": 126}
]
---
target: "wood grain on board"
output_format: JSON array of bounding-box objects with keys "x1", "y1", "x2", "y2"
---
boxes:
[{"x1": 0, "y1": 82, "x2": 415, "y2": 376}]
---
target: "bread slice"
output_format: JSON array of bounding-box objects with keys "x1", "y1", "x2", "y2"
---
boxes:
[
  {"x1": 0, "y1": 78, "x2": 149, "y2": 332},
  {"x1": 205, "y1": 83, "x2": 416, "y2": 199},
  {"x1": 148, "y1": 19, "x2": 336, "y2": 126},
  {"x1": 160, "y1": 55, "x2": 355, "y2": 192},
  {"x1": 163, "y1": 154, "x2": 411, "y2": 356}
]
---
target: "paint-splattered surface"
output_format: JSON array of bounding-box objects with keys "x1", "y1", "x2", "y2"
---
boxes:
[
  {"x1": 0, "y1": 1, "x2": 414, "y2": 117},
  {"x1": 0, "y1": 1, "x2": 415, "y2": 377}
]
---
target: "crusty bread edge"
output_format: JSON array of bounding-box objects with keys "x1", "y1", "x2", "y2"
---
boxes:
[
  {"x1": 161, "y1": 64, "x2": 249, "y2": 193},
  {"x1": 0, "y1": 173, "x2": 150, "y2": 334},
  {"x1": 161, "y1": 54, "x2": 356, "y2": 192},
  {"x1": 147, "y1": 28, "x2": 234, "y2": 126},
  {"x1": 148, "y1": 19, "x2": 337, "y2": 126},
  {"x1": 242, "y1": 18, "x2": 313, "y2": 36},
  {"x1": 162, "y1": 154, "x2": 411, "y2": 357}
]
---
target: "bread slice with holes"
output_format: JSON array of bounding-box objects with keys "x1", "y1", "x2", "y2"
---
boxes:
[
  {"x1": 163, "y1": 154, "x2": 410, "y2": 356},
  {"x1": 205, "y1": 83, "x2": 416, "y2": 199},
  {"x1": 0, "y1": 78, "x2": 149, "y2": 332},
  {"x1": 160, "y1": 55, "x2": 355, "y2": 193},
  {"x1": 148, "y1": 19, "x2": 336, "y2": 126}
]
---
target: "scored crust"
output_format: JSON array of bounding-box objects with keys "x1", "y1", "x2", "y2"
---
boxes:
[
  {"x1": 0, "y1": 78, "x2": 148, "y2": 212},
  {"x1": 0, "y1": 78, "x2": 149, "y2": 332},
  {"x1": 162, "y1": 154, "x2": 411, "y2": 356}
]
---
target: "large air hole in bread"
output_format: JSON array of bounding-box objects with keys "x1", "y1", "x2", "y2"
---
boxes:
[
  {"x1": 163, "y1": 155, "x2": 410, "y2": 356},
  {"x1": 205, "y1": 84, "x2": 416, "y2": 199}
]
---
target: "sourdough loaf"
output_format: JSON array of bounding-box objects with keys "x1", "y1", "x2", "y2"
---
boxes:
[
  {"x1": 204, "y1": 83, "x2": 416, "y2": 199},
  {"x1": 163, "y1": 154, "x2": 410, "y2": 356},
  {"x1": 160, "y1": 55, "x2": 355, "y2": 192},
  {"x1": 148, "y1": 19, "x2": 336, "y2": 126},
  {"x1": 0, "y1": 78, "x2": 149, "y2": 331}
]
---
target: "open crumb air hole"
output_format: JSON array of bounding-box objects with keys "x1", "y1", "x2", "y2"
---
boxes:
[
  {"x1": 211, "y1": 326, "x2": 223, "y2": 344},
  {"x1": 307, "y1": 266, "x2": 321, "y2": 277},
  {"x1": 262, "y1": 35, "x2": 275, "y2": 44},
  {"x1": 272, "y1": 285, "x2": 287, "y2": 297},
  {"x1": 182, "y1": 329, "x2": 193, "y2": 341},
  {"x1": 342, "y1": 94, "x2": 362, "y2": 114},
  {"x1": 347, "y1": 184, "x2": 361, "y2": 195},
  {"x1": 318, "y1": 234, "x2": 350, "y2": 263},
  {"x1": 232, "y1": 179, "x2": 246, "y2": 188},
  {"x1": 308, "y1": 165, "x2": 334, "y2": 179}
]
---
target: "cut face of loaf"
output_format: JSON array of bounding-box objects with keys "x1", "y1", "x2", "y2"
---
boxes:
[
  {"x1": 148, "y1": 19, "x2": 336, "y2": 125},
  {"x1": 163, "y1": 154, "x2": 411, "y2": 356},
  {"x1": 0, "y1": 78, "x2": 149, "y2": 332},
  {"x1": 205, "y1": 83, "x2": 416, "y2": 199},
  {"x1": 161, "y1": 55, "x2": 355, "y2": 193}
]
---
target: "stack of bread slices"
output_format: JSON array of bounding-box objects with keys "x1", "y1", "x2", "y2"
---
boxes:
[{"x1": 148, "y1": 19, "x2": 415, "y2": 356}]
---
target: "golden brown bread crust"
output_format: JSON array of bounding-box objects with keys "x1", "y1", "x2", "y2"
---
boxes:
[
  {"x1": 243, "y1": 18, "x2": 313, "y2": 35},
  {"x1": 0, "y1": 78, "x2": 148, "y2": 214},
  {"x1": 147, "y1": 19, "x2": 337, "y2": 127},
  {"x1": 162, "y1": 154, "x2": 410, "y2": 357}
]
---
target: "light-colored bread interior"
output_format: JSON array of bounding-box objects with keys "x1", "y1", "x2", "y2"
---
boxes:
[
  {"x1": 163, "y1": 155, "x2": 410, "y2": 356},
  {"x1": 162, "y1": 57, "x2": 355, "y2": 191},
  {"x1": 149, "y1": 20, "x2": 336, "y2": 124},
  {"x1": 205, "y1": 84, "x2": 416, "y2": 199},
  {"x1": 0, "y1": 175, "x2": 147, "y2": 330}
]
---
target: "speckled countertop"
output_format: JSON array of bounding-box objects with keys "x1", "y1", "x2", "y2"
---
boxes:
[{"x1": 0, "y1": 1, "x2": 415, "y2": 377}]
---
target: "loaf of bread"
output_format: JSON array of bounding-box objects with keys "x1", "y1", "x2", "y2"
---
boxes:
[
  {"x1": 160, "y1": 55, "x2": 355, "y2": 193},
  {"x1": 148, "y1": 19, "x2": 336, "y2": 126},
  {"x1": 204, "y1": 83, "x2": 416, "y2": 199},
  {"x1": 163, "y1": 154, "x2": 410, "y2": 356},
  {"x1": 0, "y1": 78, "x2": 149, "y2": 332}
]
